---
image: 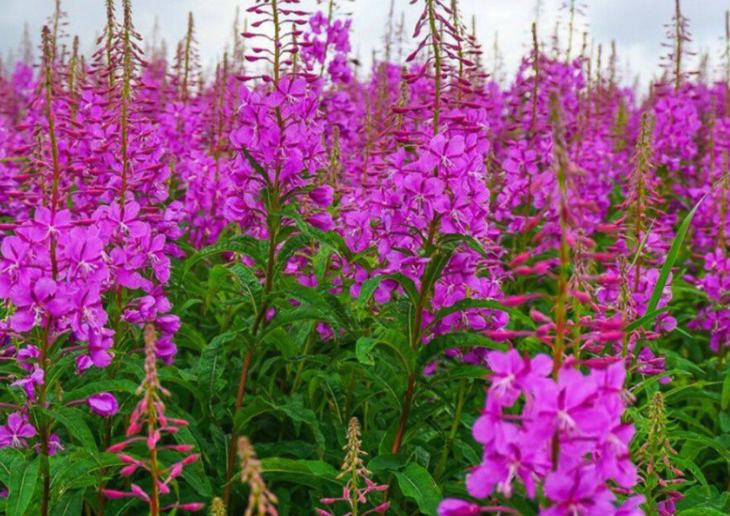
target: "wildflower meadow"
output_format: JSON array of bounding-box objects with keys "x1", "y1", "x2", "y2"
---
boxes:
[{"x1": 0, "y1": 0, "x2": 729, "y2": 515}]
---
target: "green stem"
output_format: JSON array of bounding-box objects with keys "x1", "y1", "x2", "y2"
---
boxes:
[
  {"x1": 434, "y1": 380, "x2": 468, "y2": 481},
  {"x1": 426, "y1": 0, "x2": 442, "y2": 133}
]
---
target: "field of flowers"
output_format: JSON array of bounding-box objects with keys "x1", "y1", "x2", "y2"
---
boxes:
[{"x1": 1, "y1": 0, "x2": 730, "y2": 515}]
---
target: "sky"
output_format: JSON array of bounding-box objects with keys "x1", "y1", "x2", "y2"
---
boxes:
[{"x1": 0, "y1": 0, "x2": 728, "y2": 88}]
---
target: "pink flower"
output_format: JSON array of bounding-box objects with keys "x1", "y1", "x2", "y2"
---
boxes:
[
  {"x1": 0, "y1": 413, "x2": 36, "y2": 448},
  {"x1": 539, "y1": 467, "x2": 616, "y2": 516},
  {"x1": 309, "y1": 185, "x2": 334, "y2": 207},
  {"x1": 87, "y1": 393, "x2": 119, "y2": 417}
]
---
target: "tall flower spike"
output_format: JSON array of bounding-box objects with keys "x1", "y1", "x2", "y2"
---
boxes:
[
  {"x1": 103, "y1": 325, "x2": 202, "y2": 514},
  {"x1": 636, "y1": 392, "x2": 685, "y2": 515},
  {"x1": 209, "y1": 497, "x2": 227, "y2": 516},
  {"x1": 239, "y1": 437, "x2": 279, "y2": 516},
  {"x1": 241, "y1": 0, "x2": 313, "y2": 84},
  {"x1": 317, "y1": 418, "x2": 389, "y2": 516},
  {"x1": 180, "y1": 12, "x2": 200, "y2": 101}
]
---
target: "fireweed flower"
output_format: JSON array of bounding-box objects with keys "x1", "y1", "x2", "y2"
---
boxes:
[
  {"x1": 317, "y1": 418, "x2": 389, "y2": 516},
  {"x1": 102, "y1": 325, "x2": 201, "y2": 513},
  {"x1": 239, "y1": 436, "x2": 279, "y2": 516},
  {"x1": 442, "y1": 353, "x2": 643, "y2": 516},
  {"x1": 0, "y1": 1, "x2": 728, "y2": 516},
  {"x1": 86, "y1": 393, "x2": 120, "y2": 417},
  {"x1": 0, "y1": 412, "x2": 36, "y2": 448}
]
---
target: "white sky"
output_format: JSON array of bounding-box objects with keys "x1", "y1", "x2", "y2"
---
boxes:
[{"x1": 1, "y1": 0, "x2": 729, "y2": 87}]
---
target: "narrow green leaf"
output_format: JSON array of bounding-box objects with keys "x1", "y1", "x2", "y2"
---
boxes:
[
  {"x1": 230, "y1": 263, "x2": 264, "y2": 303},
  {"x1": 198, "y1": 332, "x2": 236, "y2": 400},
  {"x1": 47, "y1": 408, "x2": 98, "y2": 456},
  {"x1": 357, "y1": 274, "x2": 420, "y2": 307},
  {"x1": 51, "y1": 489, "x2": 85, "y2": 516},
  {"x1": 677, "y1": 509, "x2": 728, "y2": 516},
  {"x1": 241, "y1": 147, "x2": 273, "y2": 187},
  {"x1": 358, "y1": 276, "x2": 384, "y2": 309},
  {"x1": 259, "y1": 458, "x2": 340, "y2": 488},
  {"x1": 431, "y1": 298, "x2": 536, "y2": 330},
  {"x1": 182, "y1": 236, "x2": 261, "y2": 277},
  {"x1": 418, "y1": 332, "x2": 506, "y2": 368},
  {"x1": 6, "y1": 457, "x2": 40, "y2": 516},
  {"x1": 63, "y1": 380, "x2": 137, "y2": 403},
  {"x1": 722, "y1": 373, "x2": 730, "y2": 411},
  {"x1": 624, "y1": 307, "x2": 670, "y2": 333},
  {"x1": 629, "y1": 219, "x2": 655, "y2": 269},
  {"x1": 285, "y1": 283, "x2": 351, "y2": 329},
  {"x1": 360, "y1": 330, "x2": 416, "y2": 373},
  {"x1": 644, "y1": 176, "x2": 727, "y2": 317},
  {"x1": 0, "y1": 449, "x2": 23, "y2": 485}
]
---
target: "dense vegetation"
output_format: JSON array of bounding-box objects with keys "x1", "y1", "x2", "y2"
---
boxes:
[{"x1": 1, "y1": 0, "x2": 729, "y2": 515}]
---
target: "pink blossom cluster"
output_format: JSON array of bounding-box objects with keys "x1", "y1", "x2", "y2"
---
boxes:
[{"x1": 441, "y1": 351, "x2": 643, "y2": 516}]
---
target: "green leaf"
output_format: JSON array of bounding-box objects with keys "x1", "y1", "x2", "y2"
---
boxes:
[
  {"x1": 50, "y1": 452, "x2": 109, "y2": 493},
  {"x1": 285, "y1": 283, "x2": 351, "y2": 329},
  {"x1": 629, "y1": 218, "x2": 655, "y2": 269},
  {"x1": 356, "y1": 336, "x2": 377, "y2": 366},
  {"x1": 259, "y1": 307, "x2": 328, "y2": 339},
  {"x1": 259, "y1": 458, "x2": 340, "y2": 488},
  {"x1": 241, "y1": 147, "x2": 273, "y2": 187},
  {"x1": 722, "y1": 373, "x2": 730, "y2": 411},
  {"x1": 182, "y1": 235, "x2": 261, "y2": 277},
  {"x1": 169, "y1": 417, "x2": 213, "y2": 498},
  {"x1": 230, "y1": 262, "x2": 264, "y2": 306},
  {"x1": 276, "y1": 234, "x2": 311, "y2": 269},
  {"x1": 673, "y1": 431, "x2": 730, "y2": 464},
  {"x1": 0, "y1": 449, "x2": 24, "y2": 484},
  {"x1": 624, "y1": 307, "x2": 670, "y2": 333},
  {"x1": 421, "y1": 248, "x2": 456, "y2": 297},
  {"x1": 51, "y1": 489, "x2": 85, "y2": 516},
  {"x1": 268, "y1": 397, "x2": 326, "y2": 451},
  {"x1": 62, "y1": 379, "x2": 138, "y2": 404},
  {"x1": 47, "y1": 408, "x2": 98, "y2": 456},
  {"x1": 644, "y1": 176, "x2": 727, "y2": 317},
  {"x1": 677, "y1": 510, "x2": 728, "y2": 516},
  {"x1": 6, "y1": 457, "x2": 40, "y2": 516},
  {"x1": 358, "y1": 274, "x2": 420, "y2": 307},
  {"x1": 358, "y1": 276, "x2": 383, "y2": 310},
  {"x1": 355, "y1": 330, "x2": 415, "y2": 373},
  {"x1": 198, "y1": 331, "x2": 238, "y2": 400},
  {"x1": 235, "y1": 397, "x2": 325, "y2": 451},
  {"x1": 205, "y1": 264, "x2": 232, "y2": 305},
  {"x1": 367, "y1": 453, "x2": 407, "y2": 472},
  {"x1": 430, "y1": 298, "x2": 536, "y2": 330},
  {"x1": 418, "y1": 332, "x2": 506, "y2": 368},
  {"x1": 284, "y1": 207, "x2": 350, "y2": 256},
  {"x1": 392, "y1": 463, "x2": 442, "y2": 516}
]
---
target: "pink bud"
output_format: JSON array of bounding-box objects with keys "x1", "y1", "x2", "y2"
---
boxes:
[
  {"x1": 102, "y1": 489, "x2": 129, "y2": 500},
  {"x1": 309, "y1": 185, "x2": 334, "y2": 207},
  {"x1": 176, "y1": 503, "x2": 205, "y2": 512},
  {"x1": 120, "y1": 465, "x2": 138, "y2": 476},
  {"x1": 182, "y1": 453, "x2": 200, "y2": 465},
  {"x1": 131, "y1": 484, "x2": 151, "y2": 502}
]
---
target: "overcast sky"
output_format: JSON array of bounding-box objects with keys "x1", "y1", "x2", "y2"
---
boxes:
[{"x1": 1, "y1": 0, "x2": 729, "y2": 88}]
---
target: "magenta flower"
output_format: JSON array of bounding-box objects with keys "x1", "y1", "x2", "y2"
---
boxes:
[
  {"x1": 532, "y1": 368, "x2": 612, "y2": 441},
  {"x1": 419, "y1": 134, "x2": 467, "y2": 175},
  {"x1": 0, "y1": 413, "x2": 36, "y2": 448},
  {"x1": 539, "y1": 467, "x2": 616, "y2": 516},
  {"x1": 87, "y1": 393, "x2": 119, "y2": 417},
  {"x1": 309, "y1": 185, "x2": 334, "y2": 207},
  {"x1": 486, "y1": 350, "x2": 551, "y2": 406},
  {"x1": 9, "y1": 278, "x2": 67, "y2": 332}
]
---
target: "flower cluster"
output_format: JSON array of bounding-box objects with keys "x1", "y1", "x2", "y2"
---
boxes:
[{"x1": 441, "y1": 351, "x2": 643, "y2": 516}]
